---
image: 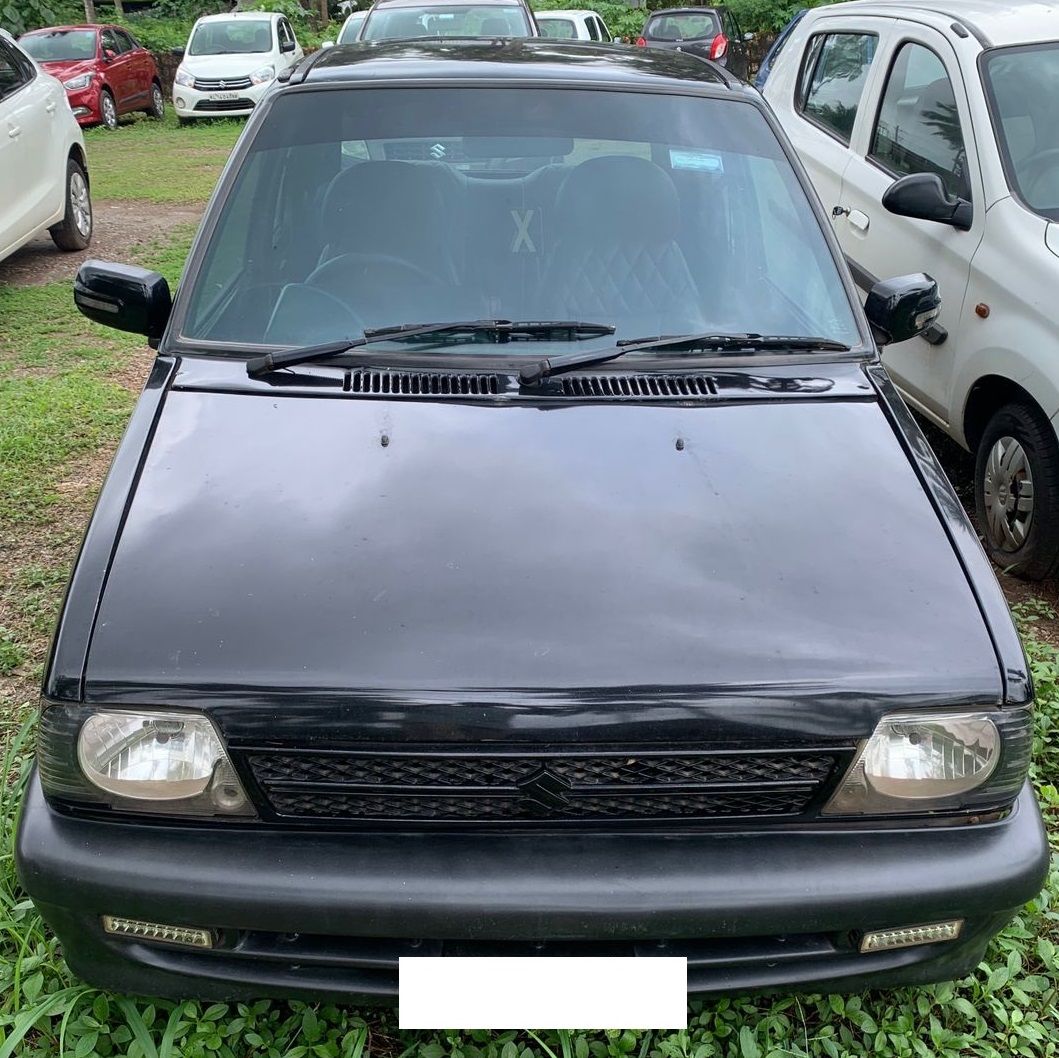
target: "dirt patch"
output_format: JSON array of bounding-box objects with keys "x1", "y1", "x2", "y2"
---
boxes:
[{"x1": 0, "y1": 199, "x2": 203, "y2": 287}]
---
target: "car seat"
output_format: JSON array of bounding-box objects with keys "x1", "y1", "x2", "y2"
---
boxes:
[
  {"x1": 479, "y1": 17, "x2": 511, "y2": 36},
  {"x1": 537, "y1": 155, "x2": 706, "y2": 337}
]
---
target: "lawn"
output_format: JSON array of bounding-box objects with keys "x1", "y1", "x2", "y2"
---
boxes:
[{"x1": 0, "y1": 114, "x2": 1057, "y2": 1058}]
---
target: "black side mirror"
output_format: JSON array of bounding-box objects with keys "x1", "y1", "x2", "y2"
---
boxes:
[
  {"x1": 864, "y1": 273, "x2": 940, "y2": 346},
  {"x1": 280, "y1": 39, "x2": 296, "y2": 52},
  {"x1": 74, "y1": 261, "x2": 172, "y2": 348},
  {"x1": 882, "y1": 173, "x2": 972, "y2": 231},
  {"x1": 171, "y1": 46, "x2": 185, "y2": 57}
]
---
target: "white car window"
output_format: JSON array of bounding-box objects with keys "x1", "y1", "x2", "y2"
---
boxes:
[
  {"x1": 586, "y1": 16, "x2": 599, "y2": 41},
  {"x1": 798, "y1": 32, "x2": 878, "y2": 145},
  {"x1": 870, "y1": 43, "x2": 970, "y2": 201}
]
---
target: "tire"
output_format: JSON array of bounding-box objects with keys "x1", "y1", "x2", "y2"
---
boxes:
[
  {"x1": 147, "y1": 81, "x2": 165, "y2": 120},
  {"x1": 48, "y1": 157, "x2": 93, "y2": 252},
  {"x1": 974, "y1": 400, "x2": 1059, "y2": 579},
  {"x1": 100, "y1": 89, "x2": 118, "y2": 130}
]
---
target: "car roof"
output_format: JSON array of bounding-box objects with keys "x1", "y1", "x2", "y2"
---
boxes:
[
  {"x1": 536, "y1": 10, "x2": 594, "y2": 17},
  {"x1": 300, "y1": 38, "x2": 741, "y2": 90},
  {"x1": 805, "y1": 0, "x2": 1059, "y2": 48},
  {"x1": 20, "y1": 24, "x2": 108, "y2": 34},
  {"x1": 645, "y1": 6, "x2": 725, "y2": 17},
  {"x1": 195, "y1": 11, "x2": 281, "y2": 22},
  {"x1": 368, "y1": 0, "x2": 525, "y2": 8}
]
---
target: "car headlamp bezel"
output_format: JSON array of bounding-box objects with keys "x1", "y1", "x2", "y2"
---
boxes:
[
  {"x1": 174, "y1": 67, "x2": 194, "y2": 88},
  {"x1": 62, "y1": 72, "x2": 94, "y2": 91}
]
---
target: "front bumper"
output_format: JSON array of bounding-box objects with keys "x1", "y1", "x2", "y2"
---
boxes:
[
  {"x1": 172, "y1": 80, "x2": 269, "y2": 119},
  {"x1": 65, "y1": 86, "x2": 100, "y2": 125},
  {"x1": 16, "y1": 772, "x2": 1049, "y2": 1001}
]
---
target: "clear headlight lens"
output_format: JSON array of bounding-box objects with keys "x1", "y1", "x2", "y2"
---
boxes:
[
  {"x1": 174, "y1": 67, "x2": 195, "y2": 88},
  {"x1": 77, "y1": 710, "x2": 252, "y2": 815},
  {"x1": 250, "y1": 64, "x2": 275, "y2": 85},
  {"x1": 63, "y1": 72, "x2": 94, "y2": 90},
  {"x1": 824, "y1": 711, "x2": 1001, "y2": 815}
]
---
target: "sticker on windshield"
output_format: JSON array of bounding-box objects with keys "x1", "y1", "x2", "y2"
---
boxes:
[{"x1": 669, "y1": 149, "x2": 724, "y2": 173}]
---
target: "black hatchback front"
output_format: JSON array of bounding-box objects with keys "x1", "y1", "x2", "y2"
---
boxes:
[{"x1": 15, "y1": 41, "x2": 1048, "y2": 1001}]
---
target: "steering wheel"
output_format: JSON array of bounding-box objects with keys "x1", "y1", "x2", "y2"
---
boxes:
[
  {"x1": 1018, "y1": 147, "x2": 1059, "y2": 193},
  {"x1": 308, "y1": 252, "x2": 447, "y2": 293}
]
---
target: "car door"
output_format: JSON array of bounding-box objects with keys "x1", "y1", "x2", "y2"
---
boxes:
[
  {"x1": 831, "y1": 28, "x2": 984, "y2": 421},
  {"x1": 114, "y1": 29, "x2": 149, "y2": 109},
  {"x1": 0, "y1": 37, "x2": 58, "y2": 257},
  {"x1": 780, "y1": 24, "x2": 883, "y2": 231},
  {"x1": 720, "y1": 8, "x2": 748, "y2": 80},
  {"x1": 593, "y1": 16, "x2": 612, "y2": 43},
  {"x1": 277, "y1": 19, "x2": 303, "y2": 71}
]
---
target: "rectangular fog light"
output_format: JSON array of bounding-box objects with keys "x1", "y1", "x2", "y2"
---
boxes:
[
  {"x1": 859, "y1": 920, "x2": 963, "y2": 953},
  {"x1": 102, "y1": 915, "x2": 214, "y2": 949}
]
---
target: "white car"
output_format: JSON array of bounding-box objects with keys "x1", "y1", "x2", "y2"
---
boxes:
[
  {"x1": 0, "y1": 28, "x2": 91, "y2": 263},
  {"x1": 763, "y1": 0, "x2": 1059, "y2": 580},
  {"x1": 535, "y1": 9, "x2": 612, "y2": 42},
  {"x1": 172, "y1": 12, "x2": 303, "y2": 123}
]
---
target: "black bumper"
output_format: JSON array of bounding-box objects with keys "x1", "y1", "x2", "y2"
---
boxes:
[{"x1": 16, "y1": 772, "x2": 1050, "y2": 1001}]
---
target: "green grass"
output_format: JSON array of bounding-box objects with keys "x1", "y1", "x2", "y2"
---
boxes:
[
  {"x1": 83, "y1": 113, "x2": 243, "y2": 204},
  {"x1": 1, "y1": 117, "x2": 1058, "y2": 1057}
]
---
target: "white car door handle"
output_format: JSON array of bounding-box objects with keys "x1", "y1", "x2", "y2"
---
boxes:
[
  {"x1": 46, "y1": 101, "x2": 57, "y2": 113},
  {"x1": 848, "y1": 210, "x2": 870, "y2": 233},
  {"x1": 8, "y1": 124, "x2": 20, "y2": 138}
]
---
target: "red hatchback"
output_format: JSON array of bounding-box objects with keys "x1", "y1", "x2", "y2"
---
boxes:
[{"x1": 18, "y1": 24, "x2": 164, "y2": 129}]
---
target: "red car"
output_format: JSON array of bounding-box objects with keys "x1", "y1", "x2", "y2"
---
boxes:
[{"x1": 18, "y1": 24, "x2": 164, "y2": 129}]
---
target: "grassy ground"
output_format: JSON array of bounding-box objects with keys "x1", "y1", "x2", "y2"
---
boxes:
[{"x1": 0, "y1": 114, "x2": 1057, "y2": 1057}]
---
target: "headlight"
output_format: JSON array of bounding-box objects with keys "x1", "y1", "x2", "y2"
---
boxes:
[
  {"x1": 824, "y1": 710, "x2": 1031, "y2": 816},
  {"x1": 250, "y1": 64, "x2": 275, "y2": 85},
  {"x1": 63, "y1": 72, "x2": 94, "y2": 91},
  {"x1": 39, "y1": 708, "x2": 256, "y2": 817},
  {"x1": 174, "y1": 67, "x2": 195, "y2": 88}
]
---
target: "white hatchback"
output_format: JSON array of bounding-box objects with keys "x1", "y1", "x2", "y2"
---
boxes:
[
  {"x1": 763, "y1": 0, "x2": 1059, "y2": 580},
  {"x1": 172, "y1": 12, "x2": 303, "y2": 123},
  {"x1": 536, "y1": 10, "x2": 612, "y2": 42},
  {"x1": 0, "y1": 28, "x2": 92, "y2": 263}
]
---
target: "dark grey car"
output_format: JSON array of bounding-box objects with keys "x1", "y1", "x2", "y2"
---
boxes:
[
  {"x1": 636, "y1": 5, "x2": 752, "y2": 80},
  {"x1": 15, "y1": 40, "x2": 1048, "y2": 1003}
]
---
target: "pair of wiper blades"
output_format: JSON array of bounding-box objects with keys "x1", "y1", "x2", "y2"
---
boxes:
[{"x1": 244, "y1": 319, "x2": 851, "y2": 382}]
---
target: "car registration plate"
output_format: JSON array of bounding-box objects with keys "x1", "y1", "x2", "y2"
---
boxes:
[{"x1": 209, "y1": 91, "x2": 238, "y2": 100}]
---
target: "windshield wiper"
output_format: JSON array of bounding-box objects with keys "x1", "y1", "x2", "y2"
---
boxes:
[
  {"x1": 518, "y1": 333, "x2": 853, "y2": 384},
  {"x1": 246, "y1": 320, "x2": 615, "y2": 378}
]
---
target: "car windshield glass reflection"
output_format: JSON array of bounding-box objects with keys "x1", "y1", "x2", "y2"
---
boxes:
[
  {"x1": 983, "y1": 42, "x2": 1059, "y2": 221},
  {"x1": 362, "y1": 6, "x2": 532, "y2": 39},
  {"x1": 20, "y1": 29, "x2": 96, "y2": 61},
  {"x1": 189, "y1": 20, "x2": 273, "y2": 55},
  {"x1": 181, "y1": 86, "x2": 861, "y2": 357}
]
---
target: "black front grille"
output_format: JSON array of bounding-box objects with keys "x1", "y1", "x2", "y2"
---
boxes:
[
  {"x1": 243, "y1": 748, "x2": 841, "y2": 826},
  {"x1": 194, "y1": 98, "x2": 254, "y2": 112}
]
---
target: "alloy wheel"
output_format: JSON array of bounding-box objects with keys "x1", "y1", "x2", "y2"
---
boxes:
[{"x1": 982, "y1": 433, "x2": 1034, "y2": 551}]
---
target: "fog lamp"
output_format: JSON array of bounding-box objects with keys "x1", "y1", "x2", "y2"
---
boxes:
[
  {"x1": 103, "y1": 915, "x2": 214, "y2": 949},
  {"x1": 824, "y1": 711, "x2": 1000, "y2": 814},
  {"x1": 78, "y1": 710, "x2": 253, "y2": 814},
  {"x1": 859, "y1": 920, "x2": 962, "y2": 953}
]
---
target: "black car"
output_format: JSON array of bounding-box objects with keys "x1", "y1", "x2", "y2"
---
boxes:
[
  {"x1": 16, "y1": 40, "x2": 1048, "y2": 1002},
  {"x1": 636, "y1": 6, "x2": 752, "y2": 81}
]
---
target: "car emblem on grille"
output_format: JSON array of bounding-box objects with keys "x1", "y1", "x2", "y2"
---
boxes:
[
  {"x1": 219, "y1": 81, "x2": 228, "y2": 89},
  {"x1": 516, "y1": 768, "x2": 573, "y2": 816},
  {"x1": 430, "y1": 143, "x2": 446, "y2": 159}
]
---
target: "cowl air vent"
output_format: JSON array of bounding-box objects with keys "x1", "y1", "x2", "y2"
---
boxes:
[
  {"x1": 560, "y1": 374, "x2": 718, "y2": 399},
  {"x1": 348, "y1": 369, "x2": 501, "y2": 396}
]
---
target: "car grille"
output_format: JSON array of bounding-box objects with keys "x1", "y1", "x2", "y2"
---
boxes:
[
  {"x1": 194, "y1": 98, "x2": 254, "y2": 112},
  {"x1": 242, "y1": 748, "x2": 842, "y2": 825},
  {"x1": 193, "y1": 76, "x2": 253, "y2": 91}
]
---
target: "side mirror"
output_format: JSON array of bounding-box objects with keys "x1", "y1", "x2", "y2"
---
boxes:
[
  {"x1": 280, "y1": 39, "x2": 296, "y2": 52},
  {"x1": 171, "y1": 46, "x2": 185, "y2": 57},
  {"x1": 743, "y1": 31, "x2": 755, "y2": 40},
  {"x1": 103, "y1": 48, "x2": 116, "y2": 61},
  {"x1": 320, "y1": 39, "x2": 335, "y2": 48},
  {"x1": 864, "y1": 273, "x2": 941, "y2": 346},
  {"x1": 74, "y1": 261, "x2": 172, "y2": 348},
  {"x1": 882, "y1": 173, "x2": 972, "y2": 231}
]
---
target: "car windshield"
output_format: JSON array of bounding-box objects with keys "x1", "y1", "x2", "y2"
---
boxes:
[
  {"x1": 645, "y1": 12, "x2": 719, "y2": 42},
  {"x1": 188, "y1": 19, "x2": 273, "y2": 56},
  {"x1": 538, "y1": 18, "x2": 577, "y2": 39},
  {"x1": 179, "y1": 84, "x2": 860, "y2": 358},
  {"x1": 361, "y1": 6, "x2": 532, "y2": 39},
  {"x1": 20, "y1": 29, "x2": 96, "y2": 61},
  {"x1": 337, "y1": 12, "x2": 367, "y2": 42},
  {"x1": 982, "y1": 41, "x2": 1059, "y2": 221}
]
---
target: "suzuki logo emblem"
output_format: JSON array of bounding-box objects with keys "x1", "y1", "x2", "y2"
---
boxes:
[
  {"x1": 516, "y1": 768, "x2": 573, "y2": 816},
  {"x1": 430, "y1": 143, "x2": 446, "y2": 159}
]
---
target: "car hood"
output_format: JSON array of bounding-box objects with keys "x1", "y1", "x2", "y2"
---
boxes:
[
  {"x1": 38, "y1": 58, "x2": 95, "y2": 81},
  {"x1": 83, "y1": 365, "x2": 1002, "y2": 722},
  {"x1": 178, "y1": 52, "x2": 276, "y2": 77}
]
